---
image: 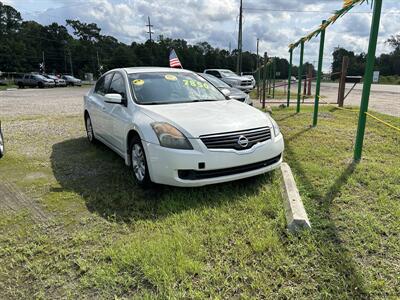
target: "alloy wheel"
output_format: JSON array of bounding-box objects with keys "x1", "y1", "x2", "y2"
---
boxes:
[{"x1": 131, "y1": 143, "x2": 146, "y2": 182}]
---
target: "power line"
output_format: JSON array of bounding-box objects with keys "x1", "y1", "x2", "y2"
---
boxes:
[{"x1": 243, "y1": 7, "x2": 399, "y2": 14}]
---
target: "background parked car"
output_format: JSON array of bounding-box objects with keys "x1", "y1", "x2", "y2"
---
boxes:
[
  {"x1": 62, "y1": 75, "x2": 82, "y2": 86},
  {"x1": 0, "y1": 121, "x2": 4, "y2": 159},
  {"x1": 15, "y1": 74, "x2": 55, "y2": 88},
  {"x1": 241, "y1": 72, "x2": 256, "y2": 88},
  {"x1": 44, "y1": 74, "x2": 67, "y2": 87},
  {"x1": 199, "y1": 73, "x2": 252, "y2": 106},
  {"x1": 203, "y1": 69, "x2": 254, "y2": 93}
]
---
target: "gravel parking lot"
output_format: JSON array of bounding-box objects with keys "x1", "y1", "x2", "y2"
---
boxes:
[
  {"x1": 0, "y1": 87, "x2": 90, "y2": 117},
  {"x1": 253, "y1": 82, "x2": 400, "y2": 117}
]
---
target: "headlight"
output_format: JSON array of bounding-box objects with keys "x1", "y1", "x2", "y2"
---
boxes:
[
  {"x1": 151, "y1": 122, "x2": 193, "y2": 150},
  {"x1": 268, "y1": 115, "x2": 281, "y2": 137}
]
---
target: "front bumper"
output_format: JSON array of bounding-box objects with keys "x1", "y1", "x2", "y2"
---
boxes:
[
  {"x1": 144, "y1": 133, "x2": 284, "y2": 187},
  {"x1": 234, "y1": 84, "x2": 254, "y2": 93}
]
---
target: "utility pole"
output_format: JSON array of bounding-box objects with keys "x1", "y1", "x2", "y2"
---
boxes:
[
  {"x1": 256, "y1": 38, "x2": 260, "y2": 99},
  {"x1": 236, "y1": 0, "x2": 243, "y2": 75},
  {"x1": 229, "y1": 41, "x2": 231, "y2": 53},
  {"x1": 96, "y1": 50, "x2": 102, "y2": 76},
  {"x1": 41, "y1": 51, "x2": 45, "y2": 73},
  {"x1": 146, "y1": 16, "x2": 154, "y2": 42},
  {"x1": 69, "y1": 50, "x2": 74, "y2": 76},
  {"x1": 64, "y1": 50, "x2": 67, "y2": 73}
]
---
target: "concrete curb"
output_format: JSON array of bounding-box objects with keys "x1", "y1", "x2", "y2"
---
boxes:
[{"x1": 280, "y1": 162, "x2": 311, "y2": 232}]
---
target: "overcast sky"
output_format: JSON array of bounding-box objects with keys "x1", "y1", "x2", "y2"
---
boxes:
[{"x1": 4, "y1": 0, "x2": 400, "y2": 71}]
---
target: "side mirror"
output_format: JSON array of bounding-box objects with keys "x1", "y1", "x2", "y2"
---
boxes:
[
  {"x1": 104, "y1": 93, "x2": 122, "y2": 104},
  {"x1": 220, "y1": 88, "x2": 231, "y2": 98}
]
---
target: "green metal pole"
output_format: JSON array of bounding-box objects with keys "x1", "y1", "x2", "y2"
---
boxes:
[
  {"x1": 272, "y1": 57, "x2": 276, "y2": 99},
  {"x1": 262, "y1": 52, "x2": 267, "y2": 109},
  {"x1": 267, "y1": 63, "x2": 271, "y2": 95},
  {"x1": 287, "y1": 49, "x2": 293, "y2": 107},
  {"x1": 313, "y1": 20, "x2": 326, "y2": 127},
  {"x1": 296, "y1": 40, "x2": 304, "y2": 113},
  {"x1": 354, "y1": 0, "x2": 382, "y2": 161}
]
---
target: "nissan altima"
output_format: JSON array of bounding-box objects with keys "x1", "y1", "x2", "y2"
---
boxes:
[{"x1": 84, "y1": 67, "x2": 284, "y2": 187}]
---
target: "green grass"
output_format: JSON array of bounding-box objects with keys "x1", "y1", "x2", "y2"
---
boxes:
[
  {"x1": 378, "y1": 75, "x2": 400, "y2": 85},
  {"x1": 0, "y1": 83, "x2": 17, "y2": 90},
  {"x1": 0, "y1": 107, "x2": 399, "y2": 299}
]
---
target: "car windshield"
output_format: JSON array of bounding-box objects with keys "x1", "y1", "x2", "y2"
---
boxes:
[
  {"x1": 64, "y1": 75, "x2": 74, "y2": 79},
  {"x1": 48, "y1": 75, "x2": 58, "y2": 79},
  {"x1": 220, "y1": 70, "x2": 237, "y2": 77},
  {"x1": 129, "y1": 72, "x2": 226, "y2": 105},
  {"x1": 202, "y1": 74, "x2": 230, "y2": 88}
]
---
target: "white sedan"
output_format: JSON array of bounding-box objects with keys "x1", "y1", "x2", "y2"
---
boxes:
[{"x1": 84, "y1": 67, "x2": 284, "y2": 187}]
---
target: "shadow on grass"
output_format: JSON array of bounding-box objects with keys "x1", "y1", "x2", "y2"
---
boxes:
[
  {"x1": 284, "y1": 128, "x2": 368, "y2": 297},
  {"x1": 50, "y1": 137, "x2": 271, "y2": 223},
  {"x1": 273, "y1": 112, "x2": 298, "y2": 122}
]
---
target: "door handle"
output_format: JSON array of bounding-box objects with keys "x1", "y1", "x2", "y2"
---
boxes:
[{"x1": 102, "y1": 106, "x2": 106, "y2": 111}]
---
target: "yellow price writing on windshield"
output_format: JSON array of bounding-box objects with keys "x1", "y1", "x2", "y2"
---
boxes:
[{"x1": 182, "y1": 80, "x2": 209, "y2": 89}]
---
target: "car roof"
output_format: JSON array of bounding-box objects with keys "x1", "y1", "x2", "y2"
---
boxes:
[{"x1": 122, "y1": 67, "x2": 193, "y2": 74}]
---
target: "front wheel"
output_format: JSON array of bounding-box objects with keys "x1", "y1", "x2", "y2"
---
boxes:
[
  {"x1": 0, "y1": 125, "x2": 4, "y2": 159},
  {"x1": 85, "y1": 115, "x2": 96, "y2": 144},
  {"x1": 130, "y1": 137, "x2": 151, "y2": 187}
]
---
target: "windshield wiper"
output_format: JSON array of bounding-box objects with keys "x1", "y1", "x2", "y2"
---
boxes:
[{"x1": 139, "y1": 101, "x2": 166, "y2": 105}]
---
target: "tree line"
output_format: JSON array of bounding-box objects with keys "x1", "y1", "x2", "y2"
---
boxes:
[
  {"x1": 332, "y1": 35, "x2": 400, "y2": 80},
  {"x1": 0, "y1": 2, "x2": 398, "y2": 80}
]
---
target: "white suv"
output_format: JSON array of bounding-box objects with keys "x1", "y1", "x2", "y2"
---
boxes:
[{"x1": 84, "y1": 67, "x2": 284, "y2": 187}]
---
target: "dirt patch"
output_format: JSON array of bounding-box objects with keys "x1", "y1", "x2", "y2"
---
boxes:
[
  {"x1": 0, "y1": 180, "x2": 50, "y2": 222},
  {"x1": 24, "y1": 172, "x2": 48, "y2": 181}
]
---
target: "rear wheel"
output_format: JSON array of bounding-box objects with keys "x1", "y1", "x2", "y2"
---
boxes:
[
  {"x1": 18, "y1": 82, "x2": 24, "y2": 89},
  {"x1": 38, "y1": 82, "x2": 44, "y2": 88},
  {"x1": 130, "y1": 137, "x2": 151, "y2": 187},
  {"x1": 85, "y1": 114, "x2": 96, "y2": 144}
]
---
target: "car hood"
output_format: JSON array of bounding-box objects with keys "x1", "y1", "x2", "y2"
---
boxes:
[
  {"x1": 228, "y1": 87, "x2": 247, "y2": 98},
  {"x1": 140, "y1": 100, "x2": 270, "y2": 137}
]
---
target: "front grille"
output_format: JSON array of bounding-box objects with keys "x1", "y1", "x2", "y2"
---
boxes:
[
  {"x1": 178, "y1": 154, "x2": 281, "y2": 180},
  {"x1": 200, "y1": 126, "x2": 271, "y2": 150},
  {"x1": 241, "y1": 80, "x2": 252, "y2": 86}
]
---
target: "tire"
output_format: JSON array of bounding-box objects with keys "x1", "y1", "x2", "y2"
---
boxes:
[
  {"x1": 129, "y1": 136, "x2": 151, "y2": 187},
  {"x1": 38, "y1": 82, "x2": 44, "y2": 88},
  {"x1": 18, "y1": 82, "x2": 24, "y2": 89},
  {"x1": 0, "y1": 126, "x2": 4, "y2": 159},
  {"x1": 85, "y1": 114, "x2": 96, "y2": 144}
]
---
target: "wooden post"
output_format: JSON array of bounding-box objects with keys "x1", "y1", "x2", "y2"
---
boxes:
[
  {"x1": 307, "y1": 65, "x2": 312, "y2": 96},
  {"x1": 287, "y1": 48, "x2": 293, "y2": 107},
  {"x1": 337, "y1": 56, "x2": 349, "y2": 107}
]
